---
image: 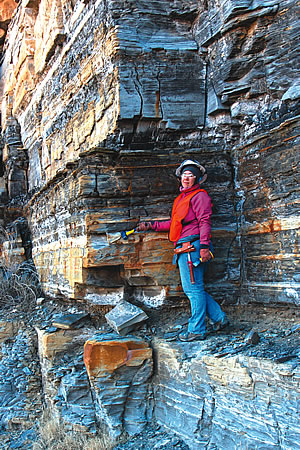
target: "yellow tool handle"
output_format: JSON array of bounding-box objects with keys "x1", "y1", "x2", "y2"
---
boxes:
[
  {"x1": 125, "y1": 229, "x2": 135, "y2": 237},
  {"x1": 200, "y1": 251, "x2": 214, "y2": 263}
]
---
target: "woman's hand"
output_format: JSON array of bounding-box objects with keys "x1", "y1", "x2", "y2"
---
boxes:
[
  {"x1": 200, "y1": 248, "x2": 212, "y2": 262},
  {"x1": 136, "y1": 222, "x2": 153, "y2": 232}
]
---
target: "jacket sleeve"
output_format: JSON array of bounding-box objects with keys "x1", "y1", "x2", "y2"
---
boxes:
[
  {"x1": 152, "y1": 219, "x2": 171, "y2": 232},
  {"x1": 191, "y1": 192, "x2": 212, "y2": 246}
]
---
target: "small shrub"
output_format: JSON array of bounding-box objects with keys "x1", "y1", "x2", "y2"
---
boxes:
[
  {"x1": 0, "y1": 263, "x2": 41, "y2": 316},
  {"x1": 33, "y1": 414, "x2": 114, "y2": 450},
  {"x1": 0, "y1": 223, "x2": 42, "y2": 316}
]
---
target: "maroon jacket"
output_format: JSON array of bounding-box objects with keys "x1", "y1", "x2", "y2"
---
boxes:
[{"x1": 152, "y1": 184, "x2": 212, "y2": 246}]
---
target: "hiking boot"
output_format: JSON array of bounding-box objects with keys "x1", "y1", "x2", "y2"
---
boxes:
[
  {"x1": 178, "y1": 331, "x2": 206, "y2": 342},
  {"x1": 213, "y1": 316, "x2": 230, "y2": 332}
]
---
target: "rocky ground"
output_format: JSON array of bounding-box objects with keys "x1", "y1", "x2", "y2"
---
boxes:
[
  {"x1": 114, "y1": 424, "x2": 190, "y2": 450},
  {"x1": 145, "y1": 303, "x2": 300, "y2": 362},
  {"x1": 0, "y1": 293, "x2": 299, "y2": 449}
]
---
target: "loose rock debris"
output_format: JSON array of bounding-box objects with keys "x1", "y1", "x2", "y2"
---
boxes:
[{"x1": 0, "y1": 299, "x2": 299, "y2": 449}]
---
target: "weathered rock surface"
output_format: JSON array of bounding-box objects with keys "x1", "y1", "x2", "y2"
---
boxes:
[
  {"x1": 2, "y1": 298, "x2": 154, "y2": 440},
  {"x1": 105, "y1": 301, "x2": 148, "y2": 335},
  {"x1": 0, "y1": 321, "x2": 43, "y2": 436},
  {"x1": 152, "y1": 322, "x2": 300, "y2": 449},
  {"x1": 0, "y1": 0, "x2": 299, "y2": 447},
  {"x1": 0, "y1": 0, "x2": 298, "y2": 311},
  {"x1": 35, "y1": 318, "x2": 98, "y2": 433},
  {"x1": 84, "y1": 333, "x2": 153, "y2": 437},
  {"x1": 0, "y1": 301, "x2": 299, "y2": 448},
  {"x1": 0, "y1": 0, "x2": 17, "y2": 63},
  {"x1": 52, "y1": 312, "x2": 89, "y2": 329}
]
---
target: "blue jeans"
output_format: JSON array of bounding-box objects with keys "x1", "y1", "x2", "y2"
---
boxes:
[{"x1": 176, "y1": 238, "x2": 226, "y2": 334}]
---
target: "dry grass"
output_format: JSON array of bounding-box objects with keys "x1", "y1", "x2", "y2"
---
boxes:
[
  {"x1": 33, "y1": 414, "x2": 115, "y2": 450},
  {"x1": 0, "y1": 264, "x2": 42, "y2": 317},
  {"x1": 0, "y1": 224, "x2": 42, "y2": 315}
]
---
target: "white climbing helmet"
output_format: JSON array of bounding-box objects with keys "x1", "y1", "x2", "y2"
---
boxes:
[{"x1": 175, "y1": 159, "x2": 207, "y2": 184}]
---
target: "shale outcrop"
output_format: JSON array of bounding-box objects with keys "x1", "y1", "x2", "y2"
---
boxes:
[
  {"x1": 0, "y1": 0, "x2": 298, "y2": 309},
  {"x1": 0, "y1": 0, "x2": 299, "y2": 448}
]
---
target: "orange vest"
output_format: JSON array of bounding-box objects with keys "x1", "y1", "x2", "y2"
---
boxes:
[{"x1": 169, "y1": 189, "x2": 208, "y2": 242}]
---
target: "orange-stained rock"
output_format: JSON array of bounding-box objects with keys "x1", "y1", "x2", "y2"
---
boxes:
[
  {"x1": 83, "y1": 334, "x2": 153, "y2": 438},
  {"x1": 34, "y1": 0, "x2": 65, "y2": 74},
  {"x1": 0, "y1": 0, "x2": 17, "y2": 22},
  {"x1": 83, "y1": 336, "x2": 152, "y2": 377}
]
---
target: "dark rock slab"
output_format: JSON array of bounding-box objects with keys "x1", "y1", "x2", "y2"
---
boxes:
[
  {"x1": 244, "y1": 329, "x2": 260, "y2": 345},
  {"x1": 52, "y1": 313, "x2": 89, "y2": 330}
]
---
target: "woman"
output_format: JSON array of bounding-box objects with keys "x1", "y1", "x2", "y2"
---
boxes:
[{"x1": 136, "y1": 159, "x2": 229, "y2": 341}]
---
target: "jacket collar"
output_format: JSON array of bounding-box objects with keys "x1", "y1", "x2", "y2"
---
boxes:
[{"x1": 179, "y1": 183, "x2": 201, "y2": 194}]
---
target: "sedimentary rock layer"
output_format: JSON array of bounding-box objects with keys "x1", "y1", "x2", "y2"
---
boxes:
[
  {"x1": 0, "y1": 0, "x2": 299, "y2": 310},
  {"x1": 152, "y1": 337, "x2": 300, "y2": 449}
]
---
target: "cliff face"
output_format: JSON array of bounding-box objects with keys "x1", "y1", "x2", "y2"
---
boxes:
[
  {"x1": 0, "y1": 1, "x2": 299, "y2": 309},
  {"x1": 0, "y1": 3, "x2": 299, "y2": 448}
]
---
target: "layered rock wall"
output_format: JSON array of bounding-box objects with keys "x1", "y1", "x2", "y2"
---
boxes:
[
  {"x1": 152, "y1": 336, "x2": 300, "y2": 449},
  {"x1": 192, "y1": 0, "x2": 300, "y2": 305},
  {"x1": 0, "y1": 1, "x2": 299, "y2": 309},
  {"x1": 0, "y1": 3, "x2": 299, "y2": 447}
]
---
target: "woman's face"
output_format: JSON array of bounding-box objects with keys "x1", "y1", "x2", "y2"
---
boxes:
[{"x1": 181, "y1": 170, "x2": 196, "y2": 189}]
